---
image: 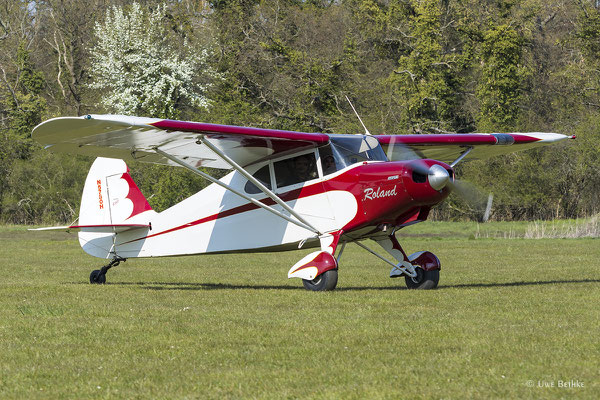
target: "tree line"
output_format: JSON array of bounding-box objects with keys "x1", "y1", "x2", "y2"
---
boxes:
[{"x1": 1, "y1": 0, "x2": 599, "y2": 224}]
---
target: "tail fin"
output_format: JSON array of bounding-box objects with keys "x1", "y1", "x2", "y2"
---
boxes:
[
  {"x1": 79, "y1": 157, "x2": 155, "y2": 258},
  {"x1": 80, "y1": 157, "x2": 154, "y2": 225}
]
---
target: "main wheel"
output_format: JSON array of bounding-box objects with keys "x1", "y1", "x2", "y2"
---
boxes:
[
  {"x1": 302, "y1": 269, "x2": 338, "y2": 291},
  {"x1": 404, "y1": 267, "x2": 439, "y2": 290},
  {"x1": 89, "y1": 269, "x2": 106, "y2": 284}
]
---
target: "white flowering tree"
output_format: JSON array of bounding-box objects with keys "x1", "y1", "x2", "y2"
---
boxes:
[{"x1": 89, "y1": 2, "x2": 212, "y2": 118}]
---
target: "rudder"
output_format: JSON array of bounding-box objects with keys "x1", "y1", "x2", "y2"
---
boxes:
[
  {"x1": 79, "y1": 157, "x2": 155, "y2": 258},
  {"x1": 80, "y1": 157, "x2": 154, "y2": 226}
]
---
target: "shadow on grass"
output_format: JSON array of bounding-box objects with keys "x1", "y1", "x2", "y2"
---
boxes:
[
  {"x1": 438, "y1": 278, "x2": 600, "y2": 290},
  {"x1": 106, "y1": 282, "x2": 406, "y2": 291},
  {"x1": 69, "y1": 278, "x2": 600, "y2": 291},
  {"x1": 120, "y1": 282, "x2": 303, "y2": 291},
  {"x1": 65, "y1": 281, "x2": 406, "y2": 291}
]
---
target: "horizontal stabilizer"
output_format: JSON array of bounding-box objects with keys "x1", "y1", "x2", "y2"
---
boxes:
[{"x1": 29, "y1": 224, "x2": 150, "y2": 233}]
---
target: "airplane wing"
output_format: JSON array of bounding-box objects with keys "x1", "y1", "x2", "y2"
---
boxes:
[
  {"x1": 376, "y1": 133, "x2": 574, "y2": 164},
  {"x1": 32, "y1": 115, "x2": 329, "y2": 169},
  {"x1": 33, "y1": 114, "x2": 573, "y2": 169}
]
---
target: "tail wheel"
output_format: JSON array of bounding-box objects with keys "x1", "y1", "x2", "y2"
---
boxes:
[
  {"x1": 302, "y1": 269, "x2": 338, "y2": 291},
  {"x1": 89, "y1": 269, "x2": 106, "y2": 284},
  {"x1": 405, "y1": 267, "x2": 439, "y2": 290}
]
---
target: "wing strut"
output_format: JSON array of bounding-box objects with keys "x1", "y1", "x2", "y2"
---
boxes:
[
  {"x1": 450, "y1": 146, "x2": 473, "y2": 168},
  {"x1": 196, "y1": 135, "x2": 323, "y2": 235},
  {"x1": 154, "y1": 148, "x2": 320, "y2": 235}
]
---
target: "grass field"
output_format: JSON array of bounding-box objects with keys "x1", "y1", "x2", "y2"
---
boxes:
[{"x1": 0, "y1": 222, "x2": 598, "y2": 399}]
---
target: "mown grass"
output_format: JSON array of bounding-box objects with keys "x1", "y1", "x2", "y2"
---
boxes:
[{"x1": 0, "y1": 223, "x2": 598, "y2": 399}]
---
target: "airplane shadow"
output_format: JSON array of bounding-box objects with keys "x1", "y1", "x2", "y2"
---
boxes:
[
  {"x1": 438, "y1": 278, "x2": 600, "y2": 290},
  {"x1": 91, "y1": 278, "x2": 600, "y2": 291},
  {"x1": 113, "y1": 282, "x2": 303, "y2": 291}
]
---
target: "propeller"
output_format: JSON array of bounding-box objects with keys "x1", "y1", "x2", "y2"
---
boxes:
[
  {"x1": 386, "y1": 140, "x2": 489, "y2": 215},
  {"x1": 447, "y1": 178, "x2": 487, "y2": 209},
  {"x1": 408, "y1": 158, "x2": 488, "y2": 211}
]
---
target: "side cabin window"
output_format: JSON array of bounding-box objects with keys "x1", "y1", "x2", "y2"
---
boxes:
[
  {"x1": 244, "y1": 164, "x2": 272, "y2": 194},
  {"x1": 274, "y1": 152, "x2": 318, "y2": 189}
]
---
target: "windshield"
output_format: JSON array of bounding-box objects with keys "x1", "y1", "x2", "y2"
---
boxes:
[{"x1": 327, "y1": 135, "x2": 387, "y2": 169}]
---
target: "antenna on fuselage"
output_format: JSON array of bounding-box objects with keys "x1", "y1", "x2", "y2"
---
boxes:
[{"x1": 345, "y1": 95, "x2": 372, "y2": 136}]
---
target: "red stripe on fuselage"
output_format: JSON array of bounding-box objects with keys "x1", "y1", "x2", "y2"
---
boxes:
[{"x1": 121, "y1": 178, "x2": 335, "y2": 245}]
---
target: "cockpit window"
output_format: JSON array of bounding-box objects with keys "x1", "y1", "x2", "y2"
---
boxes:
[
  {"x1": 328, "y1": 135, "x2": 387, "y2": 169},
  {"x1": 244, "y1": 164, "x2": 272, "y2": 194},
  {"x1": 319, "y1": 146, "x2": 339, "y2": 176},
  {"x1": 274, "y1": 152, "x2": 318, "y2": 188}
]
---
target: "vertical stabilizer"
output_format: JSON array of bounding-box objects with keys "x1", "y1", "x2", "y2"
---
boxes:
[{"x1": 79, "y1": 157, "x2": 155, "y2": 258}]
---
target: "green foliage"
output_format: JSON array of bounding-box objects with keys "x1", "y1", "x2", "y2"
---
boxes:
[
  {"x1": 348, "y1": 0, "x2": 412, "y2": 58},
  {"x1": 16, "y1": 43, "x2": 45, "y2": 95},
  {"x1": 0, "y1": 41, "x2": 48, "y2": 220},
  {"x1": 208, "y1": 1, "x2": 357, "y2": 132},
  {"x1": 388, "y1": 0, "x2": 475, "y2": 133},
  {"x1": 0, "y1": 0, "x2": 599, "y2": 222},
  {"x1": 1, "y1": 152, "x2": 88, "y2": 224},
  {"x1": 476, "y1": 24, "x2": 528, "y2": 131},
  {"x1": 2, "y1": 44, "x2": 47, "y2": 158},
  {"x1": 129, "y1": 163, "x2": 209, "y2": 212},
  {"x1": 576, "y1": 5, "x2": 600, "y2": 59},
  {"x1": 558, "y1": 5, "x2": 600, "y2": 117}
]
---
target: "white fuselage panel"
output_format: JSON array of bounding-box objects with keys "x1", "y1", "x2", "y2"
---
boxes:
[{"x1": 106, "y1": 170, "x2": 358, "y2": 258}]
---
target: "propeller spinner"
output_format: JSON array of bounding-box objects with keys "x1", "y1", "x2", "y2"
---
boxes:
[{"x1": 427, "y1": 164, "x2": 451, "y2": 191}]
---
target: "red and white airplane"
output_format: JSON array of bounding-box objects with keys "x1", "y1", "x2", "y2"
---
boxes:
[{"x1": 31, "y1": 114, "x2": 573, "y2": 290}]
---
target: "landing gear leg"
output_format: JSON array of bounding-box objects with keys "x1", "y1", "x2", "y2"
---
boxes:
[
  {"x1": 372, "y1": 234, "x2": 441, "y2": 290},
  {"x1": 89, "y1": 257, "x2": 126, "y2": 284}
]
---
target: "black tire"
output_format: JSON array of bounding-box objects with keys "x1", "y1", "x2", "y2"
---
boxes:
[
  {"x1": 302, "y1": 269, "x2": 338, "y2": 291},
  {"x1": 89, "y1": 269, "x2": 106, "y2": 284},
  {"x1": 404, "y1": 267, "x2": 439, "y2": 290}
]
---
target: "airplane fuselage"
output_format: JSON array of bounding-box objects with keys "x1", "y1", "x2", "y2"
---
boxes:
[{"x1": 78, "y1": 158, "x2": 452, "y2": 259}]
